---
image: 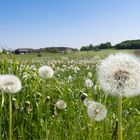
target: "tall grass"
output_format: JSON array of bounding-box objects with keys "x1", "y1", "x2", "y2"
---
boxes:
[{"x1": 0, "y1": 52, "x2": 139, "y2": 140}]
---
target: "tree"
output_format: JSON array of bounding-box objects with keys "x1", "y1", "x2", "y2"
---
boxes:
[
  {"x1": 99, "y1": 42, "x2": 112, "y2": 49},
  {"x1": 114, "y1": 40, "x2": 140, "y2": 49}
]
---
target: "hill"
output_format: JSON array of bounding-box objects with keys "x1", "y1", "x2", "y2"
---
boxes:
[{"x1": 114, "y1": 39, "x2": 140, "y2": 49}]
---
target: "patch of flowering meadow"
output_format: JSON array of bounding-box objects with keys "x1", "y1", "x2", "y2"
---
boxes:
[{"x1": 0, "y1": 55, "x2": 139, "y2": 140}]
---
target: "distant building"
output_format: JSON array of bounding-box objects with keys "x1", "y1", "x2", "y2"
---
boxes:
[
  {"x1": 14, "y1": 47, "x2": 78, "y2": 54},
  {"x1": 15, "y1": 48, "x2": 33, "y2": 54}
]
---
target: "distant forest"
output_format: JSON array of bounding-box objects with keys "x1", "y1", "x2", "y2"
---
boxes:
[{"x1": 80, "y1": 40, "x2": 140, "y2": 51}]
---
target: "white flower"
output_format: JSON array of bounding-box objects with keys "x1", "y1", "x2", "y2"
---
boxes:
[
  {"x1": 0, "y1": 74, "x2": 22, "y2": 94},
  {"x1": 87, "y1": 72, "x2": 92, "y2": 78},
  {"x1": 68, "y1": 75, "x2": 73, "y2": 82},
  {"x1": 55, "y1": 100, "x2": 67, "y2": 110},
  {"x1": 12, "y1": 97, "x2": 16, "y2": 101},
  {"x1": 85, "y1": 79, "x2": 93, "y2": 88},
  {"x1": 74, "y1": 66, "x2": 80, "y2": 73},
  {"x1": 87, "y1": 101, "x2": 107, "y2": 121},
  {"x1": 26, "y1": 101, "x2": 31, "y2": 105},
  {"x1": 86, "y1": 66, "x2": 90, "y2": 70},
  {"x1": 38, "y1": 65, "x2": 54, "y2": 79},
  {"x1": 98, "y1": 53, "x2": 140, "y2": 97}
]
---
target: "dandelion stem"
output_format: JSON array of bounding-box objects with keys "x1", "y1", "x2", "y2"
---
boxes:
[
  {"x1": 118, "y1": 96, "x2": 122, "y2": 140},
  {"x1": 0, "y1": 106, "x2": 2, "y2": 140},
  {"x1": 9, "y1": 94, "x2": 12, "y2": 140},
  {"x1": 45, "y1": 119, "x2": 48, "y2": 140},
  {"x1": 91, "y1": 122, "x2": 94, "y2": 139}
]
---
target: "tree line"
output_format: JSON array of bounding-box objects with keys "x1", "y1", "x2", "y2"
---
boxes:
[{"x1": 80, "y1": 40, "x2": 140, "y2": 51}]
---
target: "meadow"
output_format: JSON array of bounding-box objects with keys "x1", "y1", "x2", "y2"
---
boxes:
[{"x1": 0, "y1": 49, "x2": 140, "y2": 140}]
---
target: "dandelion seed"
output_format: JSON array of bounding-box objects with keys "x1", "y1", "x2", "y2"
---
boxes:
[
  {"x1": 25, "y1": 101, "x2": 30, "y2": 105},
  {"x1": 38, "y1": 65, "x2": 54, "y2": 79},
  {"x1": 74, "y1": 66, "x2": 80, "y2": 73},
  {"x1": 87, "y1": 72, "x2": 92, "y2": 78},
  {"x1": 12, "y1": 98, "x2": 16, "y2": 101},
  {"x1": 98, "y1": 53, "x2": 140, "y2": 97},
  {"x1": 26, "y1": 107, "x2": 32, "y2": 114},
  {"x1": 55, "y1": 100, "x2": 67, "y2": 110},
  {"x1": 46, "y1": 96, "x2": 51, "y2": 103},
  {"x1": 0, "y1": 74, "x2": 22, "y2": 94},
  {"x1": 85, "y1": 79, "x2": 93, "y2": 88},
  {"x1": 0, "y1": 75, "x2": 22, "y2": 140},
  {"x1": 87, "y1": 101, "x2": 107, "y2": 121},
  {"x1": 68, "y1": 75, "x2": 73, "y2": 82}
]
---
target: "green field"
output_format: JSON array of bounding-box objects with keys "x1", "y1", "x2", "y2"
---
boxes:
[
  {"x1": 0, "y1": 49, "x2": 139, "y2": 140},
  {"x1": 0, "y1": 49, "x2": 135, "y2": 61}
]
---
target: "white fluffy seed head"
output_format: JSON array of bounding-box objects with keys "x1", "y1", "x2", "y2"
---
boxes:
[
  {"x1": 55, "y1": 100, "x2": 67, "y2": 110},
  {"x1": 68, "y1": 75, "x2": 73, "y2": 82},
  {"x1": 87, "y1": 101, "x2": 107, "y2": 121},
  {"x1": 85, "y1": 79, "x2": 93, "y2": 88},
  {"x1": 38, "y1": 65, "x2": 54, "y2": 79},
  {"x1": 98, "y1": 53, "x2": 140, "y2": 97},
  {"x1": 87, "y1": 72, "x2": 92, "y2": 78},
  {"x1": 0, "y1": 74, "x2": 22, "y2": 94}
]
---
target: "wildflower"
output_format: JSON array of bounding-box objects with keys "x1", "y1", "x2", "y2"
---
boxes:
[
  {"x1": 12, "y1": 97, "x2": 16, "y2": 101},
  {"x1": 85, "y1": 79, "x2": 93, "y2": 88},
  {"x1": 0, "y1": 74, "x2": 22, "y2": 94},
  {"x1": 46, "y1": 96, "x2": 51, "y2": 103},
  {"x1": 55, "y1": 100, "x2": 67, "y2": 110},
  {"x1": 87, "y1": 72, "x2": 92, "y2": 78},
  {"x1": 26, "y1": 107, "x2": 32, "y2": 114},
  {"x1": 74, "y1": 66, "x2": 80, "y2": 73},
  {"x1": 38, "y1": 65, "x2": 54, "y2": 79},
  {"x1": 98, "y1": 53, "x2": 140, "y2": 97},
  {"x1": 87, "y1": 101, "x2": 107, "y2": 121},
  {"x1": 68, "y1": 75, "x2": 73, "y2": 82},
  {"x1": 87, "y1": 66, "x2": 90, "y2": 70},
  {"x1": 25, "y1": 101, "x2": 30, "y2": 105}
]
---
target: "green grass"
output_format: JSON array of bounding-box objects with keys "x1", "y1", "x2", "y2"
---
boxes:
[
  {"x1": 0, "y1": 49, "x2": 134, "y2": 61},
  {"x1": 0, "y1": 49, "x2": 139, "y2": 140}
]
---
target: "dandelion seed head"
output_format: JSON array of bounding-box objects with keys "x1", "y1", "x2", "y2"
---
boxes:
[
  {"x1": 26, "y1": 101, "x2": 31, "y2": 105},
  {"x1": 87, "y1": 102, "x2": 107, "y2": 121},
  {"x1": 68, "y1": 75, "x2": 73, "y2": 82},
  {"x1": 38, "y1": 65, "x2": 54, "y2": 79},
  {"x1": 0, "y1": 74, "x2": 22, "y2": 94},
  {"x1": 98, "y1": 53, "x2": 140, "y2": 97},
  {"x1": 12, "y1": 97, "x2": 16, "y2": 101},
  {"x1": 55, "y1": 100, "x2": 67, "y2": 110},
  {"x1": 87, "y1": 72, "x2": 92, "y2": 78},
  {"x1": 85, "y1": 79, "x2": 93, "y2": 88},
  {"x1": 46, "y1": 96, "x2": 51, "y2": 103}
]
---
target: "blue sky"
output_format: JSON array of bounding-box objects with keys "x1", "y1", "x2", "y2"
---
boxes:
[{"x1": 0, "y1": 0, "x2": 140, "y2": 50}]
